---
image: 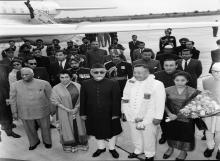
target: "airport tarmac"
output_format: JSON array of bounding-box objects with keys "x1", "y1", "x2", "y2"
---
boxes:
[{"x1": 0, "y1": 15, "x2": 220, "y2": 160}]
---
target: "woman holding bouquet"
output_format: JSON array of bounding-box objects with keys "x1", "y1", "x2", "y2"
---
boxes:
[
  {"x1": 50, "y1": 70, "x2": 88, "y2": 152},
  {"x1": 164, "y1": 71, "x2": 196, "y2": 160}
]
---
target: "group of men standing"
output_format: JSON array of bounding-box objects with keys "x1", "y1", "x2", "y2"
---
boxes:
[{"x1": 0, "y1": 29, "x2": 220, "y2": 161}]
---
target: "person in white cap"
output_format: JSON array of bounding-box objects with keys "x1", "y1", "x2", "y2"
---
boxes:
[{"x1": 202, "y1": 62, "x2": 220, "y2": 160}]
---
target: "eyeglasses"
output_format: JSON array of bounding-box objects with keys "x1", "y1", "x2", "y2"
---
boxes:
[
  {"x1": 93, "y1": 71, "x2": 106, "y2": 74},
  {"x1": 29, "y1": 63, "x2": 37, "y2": 65}
]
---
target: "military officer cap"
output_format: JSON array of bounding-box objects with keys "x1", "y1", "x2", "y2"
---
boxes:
[
  {"x1": 179, "y1": 38, "x2": 189, "y2": 43},
  {"x1": 52, "y1": 39, "x2": 60, "y2": 43}
]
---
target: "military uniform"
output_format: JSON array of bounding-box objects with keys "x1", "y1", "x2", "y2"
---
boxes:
[
  {"x1": 159, "y1": 36, "x2": 176, "y2": 51},
  {"x1": 104, "y1": 61, "x2": 133, "y2": 96},
  {"x1": 67, "y1": 67, "x2": 91, "y2": 85}
]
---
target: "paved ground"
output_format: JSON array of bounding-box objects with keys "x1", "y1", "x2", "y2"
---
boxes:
[{"x1": 1, "y1": 15, "x2": 220, "y2": 160}]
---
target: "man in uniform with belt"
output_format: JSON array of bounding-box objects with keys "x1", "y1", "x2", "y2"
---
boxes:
[
  {"x1": 67, "y1": 57, "x2": 91, "y2": 85},
  {"x1": 104, "y1": 51, "x2": 133, "y2": 97}
]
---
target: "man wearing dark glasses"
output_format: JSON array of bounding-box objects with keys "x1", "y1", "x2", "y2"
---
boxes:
[
  {"x1": 80, "y1": 63, "x2": 122, "y2": 159},
  {"x1": 17, "y1": 57, "x2": 49, "y2": 82}
]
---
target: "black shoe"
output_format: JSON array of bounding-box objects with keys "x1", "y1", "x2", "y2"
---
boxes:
[
  {"x1": 204, "y1": 148, "x2": 214, "y2": 158},
  {"x1": 50, "y1": 124, "x2": 56, "y2": 129},
  {"x1": 216, "y1": 150, "x2": 220, "y2": 160},
  {"x1": 159, "y1": 137, "x2": 166, "y2": 144},
  {"x1": 29, "y1": 140, "x2": 40, "y2": 150},
  {"x1": 92, "y1": 148, "x2": 106, "y2": 157},
  {"x1": 128, "y1": 152, "x2": 138, "y2": 158},
  {"x1": 163, "y1": 148, "x2": 174, "y2": 159},
  {"x1": 201, "y1": 135, "x2": 206, "y2": 140},
  {"x1": 163, "y1": 153, "x2": 173, "y2": 159},
  {"x1": 109, "y1": 149, "x2": 119, "y2": 158},
  {"x1": 43, "y1": 142, "x2": 52, "y2": 149},
  {"x1": 6, "y1": 131, "x2": 21, "y2": 138},
  {"x1": 145, "y1": 157, "x2": 154, "y2": 161}
]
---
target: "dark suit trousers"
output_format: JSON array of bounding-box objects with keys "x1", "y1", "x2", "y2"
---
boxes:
[
  {"x1": 160, "y1": 112, "x2": 168, "y2": 138},
  {"x1": 22, "y1": 115, "x2": 51, "y2": 146}
]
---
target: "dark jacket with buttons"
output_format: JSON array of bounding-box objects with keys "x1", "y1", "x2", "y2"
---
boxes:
[{"x1": 80, "y1": 78, "x2": 122, "y2": 139}]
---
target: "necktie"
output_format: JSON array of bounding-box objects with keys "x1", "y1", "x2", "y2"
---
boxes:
[
  {"x1": 184, "y1": 61, "x2": 188, "y2": 71},
  {"x1": 59, "y1": 61, "x2": 63, "y2": 70}
]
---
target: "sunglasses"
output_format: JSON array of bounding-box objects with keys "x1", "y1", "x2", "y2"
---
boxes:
[
  {"x1": 93, "y1": 71, "x2": 106, "y2": 74},
  {"x1": 29, "y1": 63, "x2": 37, "y2": 65}
]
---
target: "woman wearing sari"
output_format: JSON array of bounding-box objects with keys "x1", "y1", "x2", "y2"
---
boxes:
[
  {"x1": 163, "y1": 71, "x2": 196, "y2": 161},
  {"x1": 51, "y1": 70, "x2": 88, "y2": 152}
]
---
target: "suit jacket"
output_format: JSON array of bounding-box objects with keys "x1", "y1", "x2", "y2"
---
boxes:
[
  {"x1": 176, "y1": 59, "x2": 202, "y2": 88},
  {"x1": 17, "y1": 67, "x2": 50, "y2": 82},
  {"x1": 122, "y1": 75, "x2": 165, "y2": 125},
  {"x1": 79, "y1": 43, "x2": 91, "y2": 55},
  {"x1": 209, "y1": 49, "x2": 220, "y2": 72},
  {"x1": 10, "y1": 78, "x2": 52, "y2": 119},
  {"x1": 133, "y1": 48, "x2": 155, "y2": 61},
  {"x1": 0, "y1": 57, "x2": 13, "y2": 66},
  {"x1": 86, "y1": 49, "x2": 108, "y2": 68},
  {"x1": 49, "y1": 59, "x2": 71, "y2": 86},
  {"x1": 133, "y1": 59, "x2": 162, "y2": 74},
  {"x1": 128, "y1": 40, "x2": 141, "y2": 61},
  {"x1": 191, "y1": 47, "x2": 200, "y2": 59},
  {"x1": 34, "y1": 56, "x2": 50, "y2": 73}
]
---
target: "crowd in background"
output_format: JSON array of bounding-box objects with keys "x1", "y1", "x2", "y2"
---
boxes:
[{"x1": 0, "y1": 29, "x2": 220, "y2": 161}]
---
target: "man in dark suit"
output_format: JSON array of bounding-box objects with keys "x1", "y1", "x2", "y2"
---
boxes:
[
  {"x1": 79, "y1": 37, "x2": 91, "y2": 56},
  {"x1": 133, "y1": 49, "x2": 161, "y2": 74},
  {"x1": 209, "y1": 39, "x2": 220, "y2": 73},
  {"x1": 0, "y1": 48, "x2": 15, "y2": 67},
  {"x1": 108, "y1": 38, "x2": 125, "y2": 51},
  {"x1": 32, "y1": 48, "x2": 50, "y2": 73},
  {"x1": 128, "y1": 35, "x2": 141, "y2": 62},
  {"x1": 186, "y1": 41, "x2": 200, "y2": 59},
  {"x1": 1, "y1": 40, "x2": 16, "y2": 58},
  {"x1": 176, "y1": 49, "x2": 202, "y2": 88},
  {"x1": 132, "y1": 42, "x2": 155, "y2": 61},
  {"x1": 49, "y1": 50, "x2": 71, "y2": 86},
  {"x1": 86, "y1": 41, "x2": 108, "y2": 68},
  {"x1": 17, "y1": 57, "x2": 49, "y2": 82}
]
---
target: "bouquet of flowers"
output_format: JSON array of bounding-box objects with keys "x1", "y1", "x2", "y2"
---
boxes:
[{"x1": 179, "y1": 90, "x2": 220, "y2": 118}]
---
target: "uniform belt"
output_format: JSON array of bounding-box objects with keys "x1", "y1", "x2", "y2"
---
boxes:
[{"x1": 111, "y1": 76, "x2": 127, "y2": 80}]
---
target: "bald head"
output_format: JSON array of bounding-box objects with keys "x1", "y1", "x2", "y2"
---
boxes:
[{"x1": 21, "y1": 67, "x2": 34, "y2": 82}]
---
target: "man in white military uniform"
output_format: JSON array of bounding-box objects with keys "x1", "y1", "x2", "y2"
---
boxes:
[
  {"x1": 203, "y1": 62, "x2": 220, "y2": 160},
  {"x1": 122, "y1": 64, "x2": 166, "y2": 161}
]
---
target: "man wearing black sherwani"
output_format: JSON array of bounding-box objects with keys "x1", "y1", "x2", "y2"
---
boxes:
[{"x1": 80, "y1": 63, "x2": 122, "y2": 159}]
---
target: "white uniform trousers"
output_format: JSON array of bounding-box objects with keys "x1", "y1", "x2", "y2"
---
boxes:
[
  {"x1": 128, "y1": 122, "x2": 158, "y2": 158},
  {"x1": 206, "y1": 130, "x2": 220, "y2": 150},
  {"x1": 96, "y1": 136, "x2": 117, "y2": 150}
]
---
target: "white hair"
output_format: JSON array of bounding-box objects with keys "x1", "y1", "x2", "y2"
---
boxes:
[{"x1": 20, "y1": 67, "x2": 34, "y2": 74}]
